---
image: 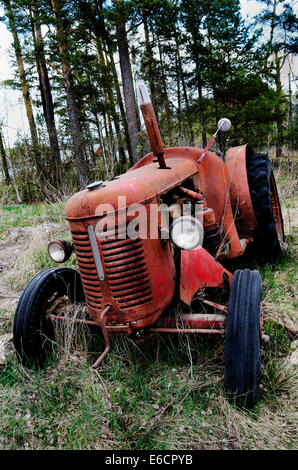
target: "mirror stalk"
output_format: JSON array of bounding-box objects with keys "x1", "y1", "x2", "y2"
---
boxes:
[{"x1": 198, "y1": 118, "x2": 231, "y2": 164}]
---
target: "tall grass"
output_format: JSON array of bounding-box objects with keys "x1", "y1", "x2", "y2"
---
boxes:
[{"x1": 0, "y1": 165, "x2": 297, "y2": 450}]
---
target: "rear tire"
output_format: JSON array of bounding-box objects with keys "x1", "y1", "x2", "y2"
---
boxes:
[
  {"x1": 13, "y1": 267, "x2": 84, "y2": 367},
  {"x1": 246, "y1": 153, "x2": 285, "y2": 260},
  {"x1": 225, "y1": 269, "x2": 262, "y2": 408}
]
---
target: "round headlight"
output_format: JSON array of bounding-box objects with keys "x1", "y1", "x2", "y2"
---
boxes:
[
  {"x1": 170, "y1": 216, "x2": 204, "y2": 250},
  {"x1": 48, "y1": 240, "x2": 73, "y2": 263}
]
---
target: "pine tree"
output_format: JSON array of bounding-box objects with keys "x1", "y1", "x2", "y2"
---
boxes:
[
  {"x1": 50, "y1": 0, "x2": 89, "y2": 188},
  {"x1": 255, "y1": 0, "x2": 298, "y2": 156},
  {"x1": 29, "y1": 3, "x2": 63, "y2": 187},
  {"x1": 113, "y1": 0, "x2": 140, "y2": 165},
  {"x1": 2, "y1": 0, "x2": 42, "y2": 173}
]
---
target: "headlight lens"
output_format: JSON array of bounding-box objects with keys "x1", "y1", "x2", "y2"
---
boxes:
[
  {"x1": 170, "y1": 216, "x2": 204, "y2": 250},
  {"x1": 48, "y1": 240, "x2": 73, "y2": 263}
]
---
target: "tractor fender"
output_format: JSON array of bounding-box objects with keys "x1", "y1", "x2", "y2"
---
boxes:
[
  {"x1": 180, "y1": 247, "x2": 233, "y2": 305},
  {"x1": 194, "y1": 149, "x2": 243, "y2": 258},
  {"x1": 225, "y1": 144, "x2": 257, "y2": 238}
]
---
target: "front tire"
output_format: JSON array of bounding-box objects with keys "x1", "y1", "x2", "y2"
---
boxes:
[
  {"x1": 246, "y1": 153, "x2": 285, "y2": 260},
  {"x1": 225, "y1": 269, "x2": 262, "y2": 408},
  {"x1": 13, "y1": 267, "x2": 84, "y2": 367}
]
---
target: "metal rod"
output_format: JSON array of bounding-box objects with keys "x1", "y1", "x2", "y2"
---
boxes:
[
  {"x1": 155, "y1": 313, "x2": 225, "y2": 330},
  {"x1": 148, "y1": 328, "x2": 224, "y2": 334},
  {"x1": 50, "y1": 314, "x2": 129, "y2": 332},
  {"x1": 178, "y1": 186, "x2": 204, "y2": 201},
  {"x1": 91, "y1": 305, "x2": 112, "y2": 369},
  {"x1": 200, "y1": 300, "x2": 228, "y2": 313},
  {"x1": 50, "y1": 315, "x2": 98, "y2": 326},
  {"x1": 198, "y1": 125, "x2": 222, "y2": 163}
]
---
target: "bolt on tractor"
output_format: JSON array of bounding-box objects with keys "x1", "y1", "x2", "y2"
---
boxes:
[{"x1": 13, "y1": 83, "x2": 286, "y2": 408}]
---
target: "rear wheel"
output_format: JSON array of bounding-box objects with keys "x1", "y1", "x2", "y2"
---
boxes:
[
  {"x1": 246, "y1": 153, "x2": 285, "y2": 260},
  {"x1": 13, "y1": 267, "x2": 84, "y2": 367},
  {"x1": 225, "y1": 269, "x2": 262, "y2": 408}
]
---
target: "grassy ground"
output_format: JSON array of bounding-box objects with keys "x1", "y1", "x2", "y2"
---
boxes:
[
  {"x1": 0, "y1": 202, "x2": 66, "y2": 235},
  {"x1": 0, "y1": 162, "x2": 297, "y2": 450}
]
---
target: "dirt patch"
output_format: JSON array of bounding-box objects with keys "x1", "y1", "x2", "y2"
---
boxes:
[
  {"x1": 264, "y1": 302, "x2": 297, "y2": 336},
  {"x1": 0, "y1": 223, "x2": 61, "y2": 320},
  {"x1": 0, "y1": 334, "x2": 13, "y2": 366},
  {"x1": 0, "y1": 223, "x2": 60, "y2": 247}
]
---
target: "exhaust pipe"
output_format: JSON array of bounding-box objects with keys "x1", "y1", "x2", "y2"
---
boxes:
[{"x1": 138, "y1": 82, "x2": 167, "y2": 169}]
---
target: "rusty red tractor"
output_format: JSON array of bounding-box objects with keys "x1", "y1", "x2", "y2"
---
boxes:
[{"x1": 13, "y1": 83, "x2": 286, "y2": 408}]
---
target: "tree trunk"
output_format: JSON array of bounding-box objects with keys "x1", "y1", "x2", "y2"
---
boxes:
[
  {"x1": 94, "y1": 111, "x2": 109, "y2": 175},
  {"x1": 114, "y1": 1, "x2": 139, "y2": 164},
  {"x1": 175, "y1": 51, "x2": 183, "y2": 143},
  {"x1": 197, "y1": 73, "x2": 207, "y2": 148},
  {"x1": 51, "y1": 0, "x2": 88, "y2": 189},
  {"x1": 266, "y1": 0, "x2": 283, "y2": 158},
  {"x1": 175, "y1": 34, "x2": 194, "y2": 145},
  {"x1": 157, "y1": 36, "x2": 172, "y2": 143},
  {"x1": 85, "y1": 0, "x2": 130, "y2": 166},
  {"x1": 3, "y1": 0, "x2": 42, "y2": 172},
  {"x1": 5, "y1": 144, "x2": 22, "y2": 203},
  {"x1": 143, "y1": 14, "x2": 157, "y2": 116},
  {"x1": 102, "y1": 110, "x2": 113, "y2": 177},
  {"x1": 0, "y1": 127, "x2": 10, "y2": 184},
  {"x1": 31, "y1": 6, "x2": 63, "y2": 188},
  {"x1": 106, "y1": 44, "x2": 132, "y2": 164},
  {"x1": 274, "y1": 51, "x2": 283, "y2": 158},
  {"x1": 96, "y1": 40, "x2": 126, "y2": 166}
]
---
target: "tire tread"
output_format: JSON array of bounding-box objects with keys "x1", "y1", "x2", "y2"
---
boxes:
[
  {"x1": 225, "y1": 269, "x2": 262, "y2": 408},
  {"x1": 246, "y1": 153, "x2": 285, "y2": 259}
]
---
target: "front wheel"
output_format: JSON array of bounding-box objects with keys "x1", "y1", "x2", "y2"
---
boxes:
[
  {"x1": 13, "y1": 267, "x2": 84, "y2": 367},
  {"x1": 224, "y1": 269, "x2": 262, "y2": 408}
]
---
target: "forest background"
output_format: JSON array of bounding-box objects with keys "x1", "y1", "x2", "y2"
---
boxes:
[{"x1": 0, "y1": 0, "x2": 297, "y2": 202}]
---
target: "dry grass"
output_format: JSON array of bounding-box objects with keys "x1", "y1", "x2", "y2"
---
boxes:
[
  {"x1": 52, "y1": 303, "x2": 91, "y2": 362},
  {"x1": 0, "y1": 166, "x2": 297, "y2": 450},
  {"x1": 0, "y1": 330, "x2": 296, "y2": 450},
  {"x1": 273, "y1": 160, "x2": 298, "y2": 202},
  {"x1": 0, "y1": 298, "x2": 297, "y2": 450}
]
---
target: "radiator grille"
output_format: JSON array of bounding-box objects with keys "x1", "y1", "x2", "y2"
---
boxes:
[
  {"x1": 72, "y1": 225, "x2": 153, "y2": 311},
  {"x1": 71, "y1": 232, "x2": 103, "y2": 309},
  {"x1": 101, "y1": 236, "x2": 153, "y2": 309}
]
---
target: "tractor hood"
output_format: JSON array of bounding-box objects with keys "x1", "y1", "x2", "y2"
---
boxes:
[{"x1": 65, "y1": 157, "x2": 199, "y2": 221}]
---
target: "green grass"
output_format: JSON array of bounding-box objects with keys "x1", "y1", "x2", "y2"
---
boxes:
[
  {"x1": 0, "y1": 200, "x2": 76, "y2": 290},
  {"x1": 258, "y1": 229, "x2": 298, "y2": 335},
  {"x1": 0, "y1": 358, "x2": 113, "y2": 449},
  {"x1": 0, "y1": 196, "x2": 297, "y2": 450},
  {"x1": 0, "y1": 323, "x2": 295, "y2": 450},
  {"x1": 0, "y1": 202, "x2": 66, "y2": 234}
]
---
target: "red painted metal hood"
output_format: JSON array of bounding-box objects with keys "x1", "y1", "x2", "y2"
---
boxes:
[{"x1": 65, "y1": 157, "x2": 199, "y2": 220}]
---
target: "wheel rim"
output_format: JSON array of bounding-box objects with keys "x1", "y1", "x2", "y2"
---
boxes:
[
  {"x1": 269, "y1": 173, "x2": 284, "y2": 244},
  {"x1": 39, "y1": 291, "x2": 66, "y2": 352}
]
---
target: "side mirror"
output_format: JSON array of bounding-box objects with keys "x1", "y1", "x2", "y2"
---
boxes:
[{"x1": 218, "y1": 118, "x2": 232, "y2": 132}]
